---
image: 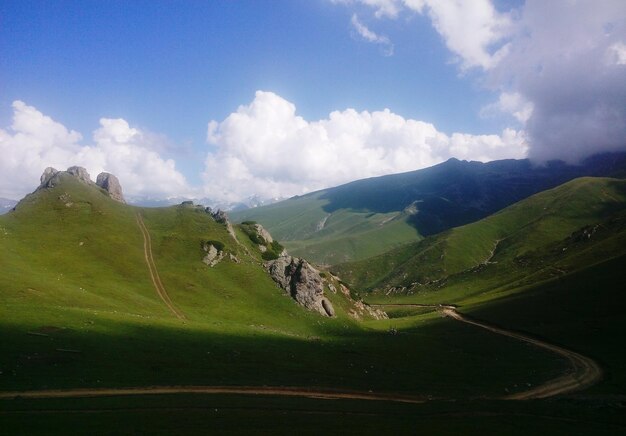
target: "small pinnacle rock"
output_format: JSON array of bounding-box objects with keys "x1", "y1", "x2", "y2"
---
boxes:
[{"x1": 96, "y1": 172, "x2": 125, "y2": 203}]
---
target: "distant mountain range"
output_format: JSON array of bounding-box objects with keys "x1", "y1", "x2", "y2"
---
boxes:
[
  {"x1": 127, "y1": 194, "x2": 281, "y2": 211},
  {"x1": 232, "y1": 152, "x2": 626, "y2": 265}
]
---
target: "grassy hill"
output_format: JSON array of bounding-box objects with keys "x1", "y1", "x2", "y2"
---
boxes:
[
  {"x1": 2, "y1": 173, "x2": 626, "y2": 433},
  {"x1": 232, "y1": 152, "x2": 626, "y2": 265},
  {"x1": 333, "y1": 177, "x2": 626, "y2": 305},
  {"x1": 0, "y1": 174, "x2": 569, "y2": 398}
]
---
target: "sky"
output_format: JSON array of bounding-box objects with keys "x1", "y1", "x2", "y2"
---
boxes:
[{"x1": 1, "y1": 0, "x2": 625, "y2": 203}]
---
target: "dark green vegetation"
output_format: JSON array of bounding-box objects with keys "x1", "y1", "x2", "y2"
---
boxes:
[
  {"x1": 3, "y1": 395, "x2": 625, "y2": 435},
  {"x1": 232, "y1": 152, "x2": 626, "y2": 265}
]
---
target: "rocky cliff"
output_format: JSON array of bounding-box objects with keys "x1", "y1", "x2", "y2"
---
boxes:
[
  {"x1": 38, "y1": 166, "x2": 125, "y2": 203},
  {"x1": 266, "y1": 255, "x2": 335, "y2": 317}
]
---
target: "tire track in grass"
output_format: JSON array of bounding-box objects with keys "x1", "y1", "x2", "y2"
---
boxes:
[
  {"x1": 441, "y1": 308, "x2": 602, "y2": 400},
  {"x1": 0, "y1": 386, "x2": 427, "y2": 403},
  {"x1": 136, "y1": 213, "x2": 185, "y2": 320},
  {"x1": 374, "y1": 304, "x2": 602, "y2": 399}
]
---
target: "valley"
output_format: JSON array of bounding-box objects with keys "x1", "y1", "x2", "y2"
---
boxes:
[{"x1": 1, "y1": 163, "x2": 626, "y2": 434}]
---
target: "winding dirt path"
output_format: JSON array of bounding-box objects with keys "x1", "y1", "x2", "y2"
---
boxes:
[
  {"x1": 136, "y1": 213, "x2": 185, "y2": 320},
  {"x1": 0, "y1": 386, "x2": 426, "y2": 404},
  {"x1": 440, "y1": 307, "x2": 603, "y2": 400},
  {"x1": 374, "y1": 303, "x2": 602, "y2": 399}
]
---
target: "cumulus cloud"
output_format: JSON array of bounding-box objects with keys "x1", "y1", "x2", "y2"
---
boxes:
[
  {"x1": 0, "y1": 101, "x2": 190, "y2": 200},
  {"x1": 202, "y1": 91, "x2": 526, "y2": 202},
  {"x1": 337, "y1": 0, "x2": 512, "y2": 69},
  {"x1": 336, "y1": 0, "x2": 626, "y2": 163},
  {"x1": 492, "y1": 0, "x2": 626, "y2": 162},
  {"x1": 351, "y1": 14, "x2": 394, "y2": 56},
  {"x1": 481, "y1": 92, "x2": 534, "y2": 124}
]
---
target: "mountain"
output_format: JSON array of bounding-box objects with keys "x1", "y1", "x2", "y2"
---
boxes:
[
  {"x1": 2, "y1": 168, "x2": 626, "y2": 432},
  {"x1": 0, "y1": 198, "x2": 17, "y2": 215},
  {"x1": 332, "y1": 176, "x2": 626, "y2": 304},
  {"x1": 231, "y1": 152, "x2": 626, "y2": 265},
  {"x1": 128, "y1": 194, "x2": 281, "y2": 211}
]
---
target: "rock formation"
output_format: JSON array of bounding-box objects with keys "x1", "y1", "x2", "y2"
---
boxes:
[
  {"x1": 202, "y1": 242, "x2": 225, "y2": 267},
  {"x1": 265, "y1": 256, "x2": 335, "y2": 317},
  {"x1": 96, "y1": 172, "x2": 125, "y2": 203},
  {"x1": 66, "y1": 166, "x2": 93, "y2": 184},
  {"x1": 253, "y1": 223, "x2": 273, "y2": 244},
  {"x1": 37, "y1": 166, "x2": 126, "y2": 203},
  {"x1": 40, "y1": 167, "x2": 59, "y2": 187}
]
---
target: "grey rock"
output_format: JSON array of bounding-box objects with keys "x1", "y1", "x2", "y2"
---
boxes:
[
  {"x1": 96, "y1": 172, "x2": 125, "y2": 203},
  {"x1": 265, "y1": 256, "x2": 335, "y2": 317},
  {"x1": 202, "y1": 242, "x2": 224, "y2": 267},
  {"x1": 253, "y1": 223, "x2": 273, "y2": 244},
  {"x1": 211, "y1": 209, "x2": 229, "y2": 224},
  {"x1": 40, "y1": 167, "x2": 59, "y2": 187},
  {"x1": 36, "y1": 166, "x2": 127, "y2": 205},
  {"x1": 66, "y1": 166, "x2": 93, "y2": 184}
]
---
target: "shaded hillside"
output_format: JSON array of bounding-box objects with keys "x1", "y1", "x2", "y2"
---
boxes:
[
  {"x1": 233, "y1": 152, "x2": 626, "y2": 264},
  {"x1": 333, "y1": 177, "x2": 626, "y2": 302}
]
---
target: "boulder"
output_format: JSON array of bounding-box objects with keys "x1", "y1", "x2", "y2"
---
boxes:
[
  {"x1": 265, "y1": 256, "x2": 335, "y2": 317},
  {"x1": 40, "y1": 167, "x2": 59, "y2": 187},
  {"x1": 202, "y1": 242, "x2": 224, "y2": 267},
  {"x1": 96, "y1": 172, "x2": 125, "y2": 203},
  {"x1": 66, "y1": 166, "x2": 93, "y2": 184}
]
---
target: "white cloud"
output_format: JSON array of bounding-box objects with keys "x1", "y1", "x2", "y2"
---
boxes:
[
  {"x1": 202, "y1": 91, "x2": 527, "y2": 202},
  {"x1": 607, "y1": 41, "x2": 626, "y2": 65},
  {"x1": 350, "y1": 14, "x2": 394, "y2": 55},
  {"x1": 410, "y1": 0, "x2": 512, "y2": 70},
  {"x1": 332, "y1": 0, "x2": 402, "y2": 19},
  {"x1": 337, "y1": 0, "x2": 512, "y2": 69},
  {"x1": 0, "y1": 101, "x2": 190, "y2": 200},
  {"x1": 336, "y1": 0, "x2": 626, "y2": 163},
  {"x1": 492, "y1": 0, "x2": 626, "y2": 162},
  {"x1": 481, "y1": 92, "x2": 534, "y2": 124}
]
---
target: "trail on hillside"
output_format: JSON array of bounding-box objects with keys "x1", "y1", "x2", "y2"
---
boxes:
[
  {"x1": 374, "y1": 303, "x2": 602, "y2": 399},
  {"x1": 0, "y1": 386, "x2": 426, "y2": 404},
  {"x1": 440, "y1": 307, "x2": 602, "y2": 400},
  {"x1": 136, "y1": 213, "x2": 185, "y2": 320}
]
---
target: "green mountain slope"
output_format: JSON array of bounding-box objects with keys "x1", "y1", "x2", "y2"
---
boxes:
[
  {"x1": 3, "y1": 172, "x2": 626, "y2": 432},
  {"x1": 232, "y1": 152, "x2": 626, "y2": 265},
  {"x1": 333, "y1": 177, "x2": 626, "y2": 304},
  {"x1": 1, "y1": 173, "x2": 571, "y2": 398}
]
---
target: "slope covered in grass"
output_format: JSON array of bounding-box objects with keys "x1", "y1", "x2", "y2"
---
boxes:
[
  {"x1": 334, "y1": 177, "x2": 626, "y2": 300},
  {"x1": 232, "y1": 152, "x2": 626, "y2": 265},
  {"x1": 0, "y1": 174, "x2": 571, "y2": 399}
]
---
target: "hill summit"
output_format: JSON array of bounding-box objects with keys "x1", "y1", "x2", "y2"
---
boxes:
[{"x1": 38, "y1": 166, "x2": 125, "y2": 203}]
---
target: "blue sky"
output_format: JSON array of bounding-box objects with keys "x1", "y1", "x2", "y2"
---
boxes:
[{"x1": 1, "y1": 1, "x2": 625, "y2": 202}]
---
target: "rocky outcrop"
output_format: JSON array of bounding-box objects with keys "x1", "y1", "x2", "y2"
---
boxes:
[
  {"x1": 338, "y1": 283, "x2": 387, "y2": 321},
  {"x1": 265, "y1": 256, "x2": 335, "y2": 317},
  {"x1": 67, "y1": 166, "x2": 93, "y2": 184},
  {"x1": 207, "y1": 208, "x2": 238, "y2": 242},
  {"x1": 40, "y1": 167, "x2": 59, "y2": 187},
  {"x1": 202, "y1": 242, "x2": 225, "y2": 267},
  {"x1": 96, "y1": 172, "x2": 125, "y2": 203},
  {"x1": 253, "y1": 223, "x2": 273, "y2": 244},
  {"x1": 37, "y1": 166, "x2": 125, "y2": 203}
]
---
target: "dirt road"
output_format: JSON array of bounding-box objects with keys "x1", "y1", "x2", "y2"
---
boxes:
[
  {"x1": 440, "y1": 307, "x2": 602, "y2": 400},
  {"x1": 0, "y1": 386, "x2": 427, "y2": 404},
  {"x1": 136, "y1": 213, "x2": 185, "y2": 320}
]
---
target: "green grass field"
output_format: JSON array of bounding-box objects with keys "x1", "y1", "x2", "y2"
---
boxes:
[
  {"x1": 231, "y1": 191, "x2": 422, "y2": 265},
  {"x1": 2, "y1": 174, "x2": 626, "y2": 434}
]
